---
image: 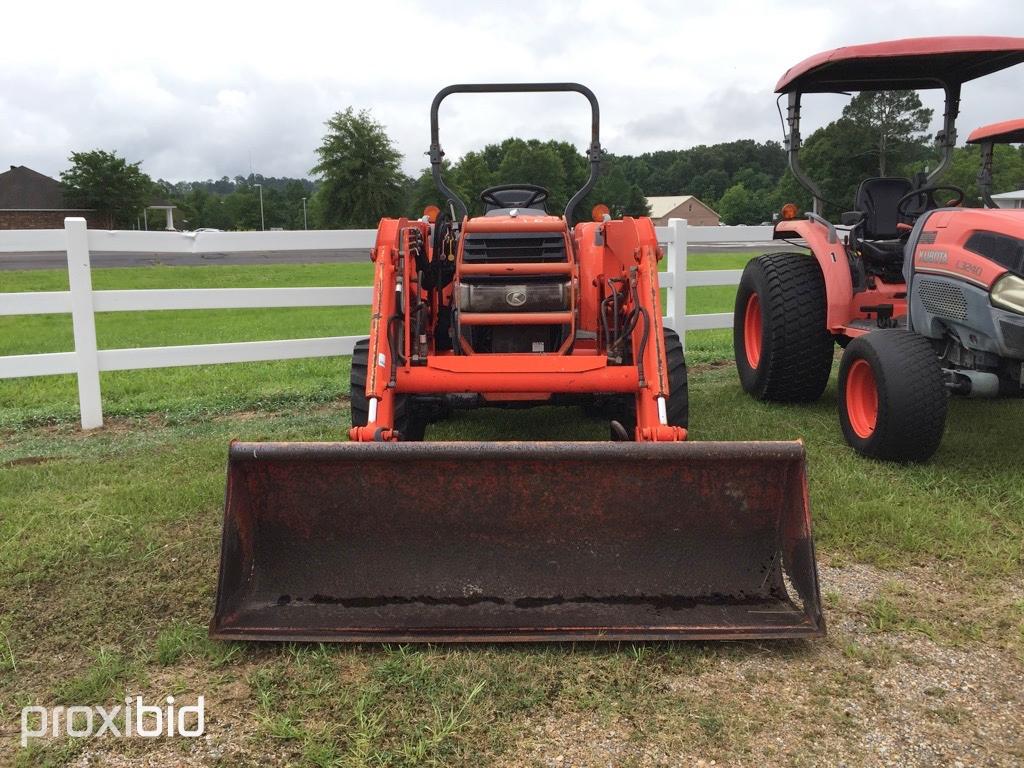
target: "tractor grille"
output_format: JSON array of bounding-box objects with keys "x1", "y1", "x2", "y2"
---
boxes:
[
  {"x1": 462, "y1": 233, "x2": 567, "y2": 263},
  {"x1": 918, "y1": 279, "x2": 968, "y2": 321},
  {"x1": 459, "y1": 279, "x2": 570, "y2": 313},
  {"x1": 1000, "y1": 319, "x2": 1024, "y2": 354}
]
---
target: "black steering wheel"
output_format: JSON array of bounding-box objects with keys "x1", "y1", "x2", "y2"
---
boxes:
[
  {"x1": 896, "y1": 185, "x2": 965, "y2": 220},
  {"x1": 480, "y1": 183, "x2": 549, "y2": 210}
]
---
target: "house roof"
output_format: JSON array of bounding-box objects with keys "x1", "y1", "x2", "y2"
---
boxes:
[
  {"x1": 0, "y1": 165, "x2": 70, "y2": 209},
  {"x1": 991, "y1": 190, "x2": 1024, "y2": 200},
  {"x1": 645, "y1": 195, "x2": 718, "y2": 219}
]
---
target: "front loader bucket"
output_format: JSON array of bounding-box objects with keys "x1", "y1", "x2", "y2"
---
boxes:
[{"x1": 211, "y1": 441, "x2": 824, "y2": 642}]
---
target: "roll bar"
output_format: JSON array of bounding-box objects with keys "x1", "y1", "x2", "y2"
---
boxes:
[
  {"x1": 783, "y1": 82, "x2": 960, "y2": 214},
  {"x1": 774, "y1": 36, "x2": 1024, "y2": 213},
  {"x1": 967, "y1": 119, "x2": 1024, "y2": 208},
  {"x1": 429, "y1": 83, "x2": 602, "y2": 222},
  {"x1": 977, "y1": 140, "x2": 997, "y2": 208}
]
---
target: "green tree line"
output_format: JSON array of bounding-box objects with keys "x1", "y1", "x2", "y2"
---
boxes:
[{"x1": 59, "y1": 90, "x2": 1024, "y2": 230}]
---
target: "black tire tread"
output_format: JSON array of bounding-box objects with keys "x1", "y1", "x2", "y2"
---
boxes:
[
  {"x1": 349, "y1": 338, "x2": 424, "y2": 440},
  {"x1": 734, "y1": 252, "x2": 834, "y2": 402},
  {"x1": 663, "y1": 327, "x2": 689, "y2": 428},
  {"x1": 349, "y1": 338, "x2": 370, "y2": 427},
  {"x1": 838, "y1": 330, "x2": 947, "y2": 462},
  {"x1": 612, "y1": 327, "x2": 688, "y2": 435}
]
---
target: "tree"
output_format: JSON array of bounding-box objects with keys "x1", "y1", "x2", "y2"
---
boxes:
[
  {"x1": 587, "y1": 165, "x2": 650, "y2": 219},
  {"x1": 311, "y1": 108, "x2": 407, "y2": 228},
  {"x1": 450, "y1": 152, "x2": 495, "y2": 216},
  {"x1": 406, "y1": 137, "x2": 790, "y2": 222},
  {"x1": 60, "y1": 150, "x2": 154, "y2": 228},
  {"x1": 689, "y1": 169, "x2": 730, "y2": 208},
  {"x1": 622, "y1": 183, "x2": 651, "y2": 218},
  {"x1": 222, "y1": 182, "x2": 263, "y2": 231},
  {"x1": 940, "y1": 143, "x2": 1024, "y2": 207},
  {"x1": 796, "y1": 118, "x2": 878, "y2": 214},
  {"x1": 841, "y1": 91, "x2": 933, "y2": 176},
  {"x1": 496, "y1": 140, "x2": 568, "y2": 209},
  {"x1": 718, "y1": 183, "x2": 775, "y2": 225}
]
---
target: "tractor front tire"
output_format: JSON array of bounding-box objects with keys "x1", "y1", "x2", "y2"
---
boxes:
[
  {"x1": 734, "y1": 253, "x2": 834, "y2": 402},
  {"x1": 350, "y1": 338, "x2": 427, "y2": 441},
  {"x1": 837, "y1": 330, "x2": 947, "y2": 462},
  {"x1": 606, "y1": 327, "x2": 688, "y2": 437}
]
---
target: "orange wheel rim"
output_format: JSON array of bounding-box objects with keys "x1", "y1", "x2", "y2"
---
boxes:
[
  {"x1": 846, "y1": 358, "x2": 878, "y2": 438},
  {"x1": 743, "y1": 293, "x2": 762, "y2": 369}
]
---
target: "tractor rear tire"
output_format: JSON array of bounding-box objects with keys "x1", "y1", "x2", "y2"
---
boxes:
[
  {"x1": 606, "y1": 327, "x2": 688, "y2": 437},
  {"x1": 734, "y1": 253, "x2": 834, "y2": 402},
  {"x1": 837, "y1": 330, "x2": 947, "y2": 462},
  {"x1": 350, "y1": 338, "x2": 427, "y2": 441}
]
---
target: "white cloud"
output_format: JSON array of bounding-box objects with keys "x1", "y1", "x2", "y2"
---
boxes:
[{"x1": 0, "y1": 0, "x2": 1022, "y2": 181}]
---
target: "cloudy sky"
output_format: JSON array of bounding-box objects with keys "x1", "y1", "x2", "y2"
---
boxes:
[{"x1": 2, "y1": 0, "x2": 1022, "y2": 182}]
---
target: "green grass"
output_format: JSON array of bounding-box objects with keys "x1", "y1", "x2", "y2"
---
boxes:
[
  {"x1": 0, "y1": 256, "x2": 747, "y2": 429},
  {"x1": 2, "y1": 366, "x2": 1021, "y2": 584},
  {"x1": 686, "y1": 251, "x2": 753, "y2": 271},
  {"x1": 2, "y1": 367, "x2": 1022, "y2": 765},
  {"x1": 4, "y1": 254, "x2": 1022, "y2": 765}
]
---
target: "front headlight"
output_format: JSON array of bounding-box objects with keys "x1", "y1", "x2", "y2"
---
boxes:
[{"x1": 991, "y1": 273, "x2": 1024, "y2": 315}]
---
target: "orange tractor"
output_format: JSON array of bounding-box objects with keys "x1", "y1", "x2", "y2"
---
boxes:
[
  {"x1": 734, "y1": 37, "x2": 1024, "y2": 462},
  {"x1": 969, "y1": 117, "x2": 1024, "y2": 208},
  {"x1": 211, "y1": 84, "x2": 824, "y2": 643}
]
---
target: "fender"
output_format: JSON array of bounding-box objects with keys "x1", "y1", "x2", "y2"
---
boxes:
[{"x1": 773, "y1": 219, "x2": 854, "y2": 333}]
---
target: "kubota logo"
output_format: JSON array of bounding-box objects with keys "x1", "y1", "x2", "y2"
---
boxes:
[
  {"x1": 505, "y1": 289, "x2": 528, "y2": 307},
  {"x1": 917, "y1": 249, "x2": 948, "y2": 264}
]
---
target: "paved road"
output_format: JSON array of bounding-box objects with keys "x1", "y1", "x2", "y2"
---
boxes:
[
  {"x1": 0, "y1": 243, "x2": 795, "y2": 271},
  {"x1": 0, "y1": 249, "x2": 372, "y2": 270}
]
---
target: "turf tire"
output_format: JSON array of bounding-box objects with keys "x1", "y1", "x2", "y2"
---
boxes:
[
  {"x1": 837, "y1": 330, "x2": 947, "y2": 462},
  {"x1": 734, "y1": 252, "x2": 834, "y2": 402}
]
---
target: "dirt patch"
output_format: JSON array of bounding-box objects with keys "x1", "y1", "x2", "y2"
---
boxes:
[
  {"x1": 43, "y1": 669, "x2": 268, "y2": 768},
  {"x1": 688, "y1": 360, "x2": 734, "y2": 374},
  {"x1": 498, "y1": 562, "x2": 1024, "y2": 768},
  {"x1": 0, "y1": 413, "x2": 169, "y2": 444},
  {"x1": 5, "y1": 559, "x2": 1021, "y2": 767},
  {"x1": 211, "y1": 402, "x2": 341, "y2": 423},
  {"x1": 0, "y1": 455, "x2": 59, "y2": 467}
]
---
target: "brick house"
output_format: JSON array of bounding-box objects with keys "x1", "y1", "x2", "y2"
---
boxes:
[
  {"x1": 646, "y1": 195, "x2": 721, "y2": 226},
  {"x1": 0, "y1": 165, "x2": 105, "y2": 229}
]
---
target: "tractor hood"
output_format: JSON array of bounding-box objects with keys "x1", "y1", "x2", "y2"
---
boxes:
[{"x1": 463, "y1": 214, "x2": 566, "y2": 233}]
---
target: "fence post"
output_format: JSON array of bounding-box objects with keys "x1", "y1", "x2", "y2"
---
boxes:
[
  {"x1": 666, "y1": 218, "x2": 688, "y2": 348},
  {"x1": 65, "y1": 217, "x2": 103, "y2": 429}
]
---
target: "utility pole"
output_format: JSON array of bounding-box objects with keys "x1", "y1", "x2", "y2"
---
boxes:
[
  {"x1": 254, "y1": 183, "x2": 265, "y2": 231},
  {"x1": 301, "y1": 197, "x2": 308, "y2": 230}
]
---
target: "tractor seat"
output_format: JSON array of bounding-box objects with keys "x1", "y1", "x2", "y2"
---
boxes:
[
  {"x1": 855, "y1": 177, "x2": 914, "y2": 239},
  {"x1": 852, "y1": 177, "x2": 914, "y2": 266}
]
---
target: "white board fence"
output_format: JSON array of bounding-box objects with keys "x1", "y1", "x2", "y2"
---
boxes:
[{"x1": 0, "y1": 217, "x2": 770, "y2": 428}]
